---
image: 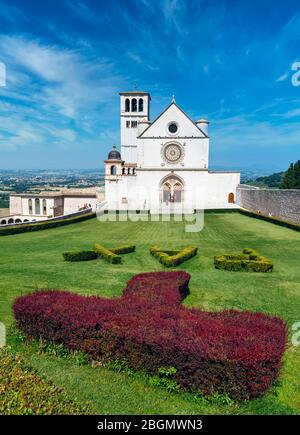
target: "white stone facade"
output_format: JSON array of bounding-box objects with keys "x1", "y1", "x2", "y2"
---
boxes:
[
  {"x1": 8, "y1": 195, "x2": 63, "y2": 219},
  {"x1": 105, "y1": 92, "x2": 240, "y2": 212},
  {"x1": 3, "y1": 190, "x2": 100, "y2": 226}
]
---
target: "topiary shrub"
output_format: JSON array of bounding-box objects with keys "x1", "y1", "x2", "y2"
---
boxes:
[
  {"x1": 62, "y1": 244, "x2": 135, "y2": 263},
  {"x1": 92, "y1": 244, "x2": 135, "y2": 263},
  {"x1": 150, "y1": 246, "x2": 198, "y2": 267},
  {"x1": 63, "y1": 250, "x2": 98, "y2": 262},
  {"x1": 109, "y1": 245, "x2": 136, "y2": 255},
  {"x1": 92, "y1": 244, "x2": 122, "y2": 264},
  {"x1": 14, "y1": 271, "x2": 287, "y2": 400},
  {"x1": 214, "y1": 248, "x2": 273, "y2": 272}
]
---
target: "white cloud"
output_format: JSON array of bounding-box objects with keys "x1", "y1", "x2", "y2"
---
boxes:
[
  {"x1": 276, "y1": 72, "x2": 289, "y2": 82},
  {"x1": 66, "y1": 0, "x2": 96, "y2": 23},
  {"x1": 0, "y1": 35, "x2": 123, "y2": 154},
  {"x1": 162, "y1": 0, "x2": 185, "y2": 35},
  {"x1": 0, "y1": 35, "x2": 120, "y2": 115},
  {"x1": 272, "y1": 108, "x2": 300, "y2": 119},
  {"x1": 211, "y1": 113, "x2": 300, "y2": 166},
  {"x1": 0, "y1": 1, "x2": 25, "y2": 25}
]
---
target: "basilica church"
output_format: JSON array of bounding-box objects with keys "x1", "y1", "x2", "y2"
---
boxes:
[
  {"x1": 104, "y1": 91, "x2": 240, "y2": 213},
  {"x1": 3, "y1": 90, "x2": 240, "y2": 227}
]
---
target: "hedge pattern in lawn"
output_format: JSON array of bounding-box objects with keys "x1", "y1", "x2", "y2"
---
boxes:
[
  {"x1": 63, "y1": 251, "x2": 98, "y2": 262},
  {"x1": 109, "y1": 245, "x2": 136, "y2": 255},
  {"x1": 0, "y1": 212, "x2": 96, "y2": 237},
  {"x1": 63, "y1": 244, "x2": 136, "y2": 263},
  {"x1": 92, "y1": 244, "x2": 135, "y2": 264},
  {"x1": 14, "y1": 271, "x2": 287, "y2": 400},
  {"x1": 214, "y1": 248, "x2": 273, "y2": 272},
  {"x1": 0, "y1": 347, "x2": 90, "y2": 415},
  {"x1": 93, "y1": 244, "x2": 121, "y2": 263},
  {"x1": 150, "y1": 246, "x2": 198, "y2": 267}
]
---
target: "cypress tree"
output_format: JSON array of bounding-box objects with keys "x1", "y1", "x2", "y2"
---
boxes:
[
  {"x1": 294, "y1": 160, "x2": 300, "y2": 188},
  {"x1": 280, "y1": 161, "x2": 300, "y2": 189}
]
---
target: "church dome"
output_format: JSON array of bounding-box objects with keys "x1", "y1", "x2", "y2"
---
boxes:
[{"x1": 107, "y1": 145, "x2": 121, "y2": 160}]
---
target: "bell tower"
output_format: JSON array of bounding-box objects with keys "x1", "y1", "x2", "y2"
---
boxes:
[{"x1": 119, "y1": 91, "x2": 151, "y2": 164}]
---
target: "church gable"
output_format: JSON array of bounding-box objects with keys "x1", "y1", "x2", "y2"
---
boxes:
[{"x1": 138, "y1": 102, "x2": 207, "y2": 138}]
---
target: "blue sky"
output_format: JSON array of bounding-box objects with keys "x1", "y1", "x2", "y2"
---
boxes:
[{"x1": 0, "y1": 0, "x2": 300, "y2": 171}]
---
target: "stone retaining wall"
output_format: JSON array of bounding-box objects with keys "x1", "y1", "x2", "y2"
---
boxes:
[{"x1": 237, "y1": 186, "x2": 300, "y2": 224}]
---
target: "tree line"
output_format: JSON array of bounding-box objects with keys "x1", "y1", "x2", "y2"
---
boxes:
[{"x1": 280, "y1": 160, "x2": 300, "y2": 189}]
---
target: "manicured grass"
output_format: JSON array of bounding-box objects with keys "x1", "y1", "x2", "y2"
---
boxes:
[
  {"x1": 0, "y1": 347, "x2": 90, "y2": 415},
  {"x1": 1, "y1": 213, "x2": 300, "y2": 414}
]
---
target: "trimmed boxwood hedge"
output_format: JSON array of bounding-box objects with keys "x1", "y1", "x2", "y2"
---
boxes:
[
  {"x1": 14, "y1": 271, "x2": 288, "y2": 400},
  {"x1": 0, "y1": 212, "x2": 96, "y2": 237},
  {"x1": 63, "y1": 250, "x2": 98, "y2": 262},
  {"x1": 204, "y1": 208, "x2": 240, "y2": 214},
  {"x1": 214, "y1": 248, "x2": 273, "y2": 272},
  {"x1": 110, "y1": 245, "x2": 136, "y2": 255},
  {"x1": 62, "y1": 244, "x2": 136, "y2": 263},
  {"x1": 92, "y1": 244, "x2": 122, "y2": 264},
  {"x1": 150, "y1": 246, "x2": 198, "y2": 267},
  {"x1": 239, "y1": 209, "x2": 300, "y2": 232}
]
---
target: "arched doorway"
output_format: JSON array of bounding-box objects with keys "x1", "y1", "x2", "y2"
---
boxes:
[
  {"x1": 228, "y1": 192, "x2": 235, "y2": 204},
  {"x1": 160, "y1": 175, "x2": 184, "y2": 204}
]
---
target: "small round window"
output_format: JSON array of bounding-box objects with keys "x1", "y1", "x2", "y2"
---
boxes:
[{"x1": 168, "y1": 123, "x2": 178, "y2": 134}]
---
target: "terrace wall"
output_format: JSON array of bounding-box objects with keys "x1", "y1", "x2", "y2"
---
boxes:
[{"x1": 237, "y1": 185, "x2": 300, "y2": 224}]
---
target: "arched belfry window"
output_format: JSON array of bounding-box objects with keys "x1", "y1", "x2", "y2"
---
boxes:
[
  {"x1": 125, "y1": 98, "x2": 130, "y2": 112},
  {"x1": 110, "y1": 165, "x2": 117, "y2": 175},
  {"x1": 131, "y1": 98, "x2": 137, "y2": 112},
  {"x1": 138, "y1": 98, "x2": 143, "y2": 112}
]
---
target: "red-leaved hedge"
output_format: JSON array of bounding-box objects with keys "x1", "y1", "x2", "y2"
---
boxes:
[{"x1": 13, "y1": 271, "x2": 287, "y2": 400}]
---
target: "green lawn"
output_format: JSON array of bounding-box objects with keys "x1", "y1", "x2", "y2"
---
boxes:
[{"x1": 0, "y1": 212, "x2": 299, "y2": 414}]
